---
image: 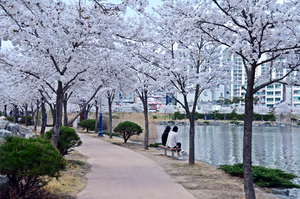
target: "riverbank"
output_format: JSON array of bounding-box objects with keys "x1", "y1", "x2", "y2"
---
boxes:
[{"x1": 156, "y1": 120, "x2": 300, "y2": 128}]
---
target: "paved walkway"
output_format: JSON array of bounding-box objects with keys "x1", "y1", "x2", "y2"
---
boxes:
[{"x1": 76, "y1": 133, "x2": 196, "y2": 199}]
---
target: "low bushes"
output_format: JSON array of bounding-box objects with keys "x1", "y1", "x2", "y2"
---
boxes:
[
  {"x1": 78, "y1": 119, "x2": 95, "y2": 132},
  {"x1": 112, "y1": 115, "x2": 119, "y2": 119},
  {"x1": 219, "y1": 163, "x2": 300, "y2": 188},
  {"x1": 230, "y1": 120, "x2": 239, "y2": 124},
  {"x1": 152, "y1": 115, "x2": 158, "y2": 119},
  {"x1": 174, "y1": 111, "x2": 185, "y2": 120},
  {"x1": 20, "y1": 115, "x2": 33, "y2": 125},
  {"x1": 149, "y1": 142, "x2": 162, "y2": 147},
  {"x1": 167, "y1": 121, "x2": 175, "y2": 124},
  {"x1": 5, "y1": 116, "x2": 33, "y2": 125},
  {"x1": 5, "y1": 116, "x2": 13, "y2": 122},
  {"x1": 0, "y1": 136, "x2": 66, "y2": 198},
  {"x1": 45, "y1": 126, "x2": 82, "y2": 156}
]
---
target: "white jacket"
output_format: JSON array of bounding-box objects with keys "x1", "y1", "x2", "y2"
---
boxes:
[{"x1": 166, "y1": 130, "x2": 178, "y2": 148}]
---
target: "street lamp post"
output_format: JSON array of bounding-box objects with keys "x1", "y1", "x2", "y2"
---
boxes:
[{"x1": 98, "y1": 96, "x2": 103, "y2": 137}]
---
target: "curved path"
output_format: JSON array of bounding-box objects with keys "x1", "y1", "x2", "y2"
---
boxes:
[{"x1": 76, "y1": 133, "x2": 195, "y2": 199}]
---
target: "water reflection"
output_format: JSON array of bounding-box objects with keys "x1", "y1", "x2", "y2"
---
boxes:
[{"x1": 158, "y1": 125, "x2": 300, "y2": 184}]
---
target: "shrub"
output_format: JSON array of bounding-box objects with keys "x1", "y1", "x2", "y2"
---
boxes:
[
  {"x1": 78, "y1": 119, "x2": 95, "y2": 132},
  {"x1": 167, "y1": 121, "x2": 175, "y2": 124},
  {"x1": 174, "y1": 111, "x2": 185, "y2": 120},
  {"x1": 297, "y1": 122, "x2": 300, "y2": 125},
  {"x1": 219, "y1": 163, "x2": 300, "y2": 188},
  {"x1": 152, "y1": 115, "x2": 158, "y2": 119},
  {"x1": 264, "y1": 122, "x2": 271, "y2": 125},
  {"x1": 45, "y1": 126, "x2": 82, "y2": 156},
  {"x1": 270, "y1": 118, "x2": 276, "y2": 122},
  {"x1": 263, "y1": 113, "x2": 276, "y2": 121},
  {"x1": 232, "y1": 117, "x2": 238, "y2": 121},
  {"x1": 0, "y1": 136, "x2": 66, "y2": 198},
  {"x1": 6, "y1": 116, "x2": 13, "y2": 122},
  {"x1": 227, "y1": 110, "x2": 243, "y2": 120},
  {"x1": 112, "y1": 115, "x2": 119, "y2": 119},
  {"x1": 20, "y1": 115, "x2": 33, "y2": 125},
  {"x1": 230, "y1": 121, "x2": 240, "y2": 125},
  {"x1": 114, "y1": 121, "x2": 143, "y2": 143},
  {"x1": 149, "y1": 142, "x2": 162, "y2": 147},
  {"x1": 204, "y1": 121, "x2": 210, "y2": 124}
]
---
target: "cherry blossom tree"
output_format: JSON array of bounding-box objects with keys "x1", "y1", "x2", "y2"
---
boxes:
[
  {"x1": 0, "y1": 0, "x2": 146, "y2": 147},
  {"x1": 196, "y1": 0, "x2": 300, "y2": 197},
  {"x1": 235, "y1": 105, "x2": 245, "y2": 116},
  {"x1": 132, "y1": 72, "x2": 158, "y2": 150},
  {"x1": 200, "y1": 105, "x2": 212, "y2": 120},
  {"x1": 254, "y1": 105, "x2": 270, "y2": 121},
  {"x1": 275, "y1": 102, "x2": 292, "y2": 122},
  {"x1": 160, "y1": 104, "x2": 177, "y2": 121},
  {"x1": 139, "y1": 0, "x2": 231, "y2": 164},
  {"x1": 293, "y1": 106, "x2": 300, "y2": 118},
  {"x1": 219, "y1": 106, "x2": 232, "y2": 120}
]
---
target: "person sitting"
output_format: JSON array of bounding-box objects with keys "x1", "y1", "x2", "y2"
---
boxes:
[
  {"x1": 161, "y1": 126, "x2": 171, "y2": 146},
  {"x1": 166, "y1": 126, "x2": 182, "y2": 160}
]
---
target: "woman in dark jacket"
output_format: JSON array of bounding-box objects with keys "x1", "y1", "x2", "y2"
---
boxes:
[{"x1": 161, "y1": 126, "x2": 171, "y2": 146}]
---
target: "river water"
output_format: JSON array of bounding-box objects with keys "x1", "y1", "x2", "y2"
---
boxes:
[{"x1": 158, "y1": 125, "x2": 300, "y2": 185}]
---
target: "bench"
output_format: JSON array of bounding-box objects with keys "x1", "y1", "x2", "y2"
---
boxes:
[{"x1": 159, "y1": 145, "x2": 181, "y2": 159}]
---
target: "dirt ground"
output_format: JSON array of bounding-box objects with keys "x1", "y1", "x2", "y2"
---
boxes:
[
  {"x1": 43, "y1": 150, "x2": 91, "y2": 199},
  {"x1": 101, "y1": 135, "x2": 280, "y2": 199}
]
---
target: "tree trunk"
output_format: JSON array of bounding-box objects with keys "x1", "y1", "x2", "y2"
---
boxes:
[
  {"x1": 188, "y1": 114, "x2": 195, "y2": 165},
  {"x1": 63, "y1": 93, "x2": 68, "y2": 126},
  {"x1": 50, "y1": 104, "x2": 56, "y2": 126},
  {"x1": 52, "y1": 81, "x2": 63, "y2": 148},
  {"x1": 4, "y1": 105, "x2": 7, "y2": 117},
  {"x1": 142, "y1": 92, "x2": 149, "y2": 150},
  {"x1": 13, "y1": 105, "x2": 18, "y2": 123},
  {"x1": 83, "y1": 105, "x2": 90, "y2": 120},
  {"x1": 243, "y1": 76, "x2": 256, "y2": 199},
  {"x1": 95, "y1": 100, "x2": 99, "y2": 133},
  {"x1": 34, "y1": 100, "x2": 39, "y2": 131},
  {"x1": 25, "y1": 104, "x2": 28, "y2": 126},
  {"x1": 108, "y1": 97, "x2": 113, "y2": 138},
  {"x1": 31, "y1": 103, "x2": 35, "y2": 126},
  {"x1": 41, "y1": 98, "x2": 46, "y2": 134}
]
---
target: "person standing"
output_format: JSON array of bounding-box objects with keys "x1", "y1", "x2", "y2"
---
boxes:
[
  {"x1": 18, "y1": 116, "x2": 22, "y2": 124},
  {"x1": 161, "y1": 126, "x2": 171, "y2": 146},
  {"x1": 166, "y1": 126, "x2": 182, "y2": 160}
]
